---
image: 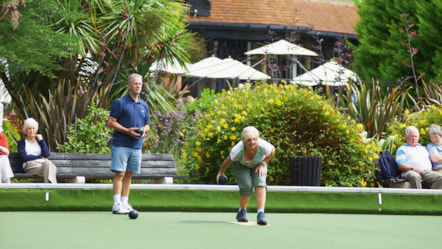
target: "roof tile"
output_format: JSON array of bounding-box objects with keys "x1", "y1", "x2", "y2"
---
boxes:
[{"x1": 188, "y1": 0, "x2": 359, "y2": 34}]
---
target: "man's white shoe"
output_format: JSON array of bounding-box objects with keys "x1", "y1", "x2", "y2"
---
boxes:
[
  {"x1": 112, "y1": 203, "x2": 129, "y2": 214},
  {"x1": 123, "y1": 203, "x2": 134, "y2": 213}
]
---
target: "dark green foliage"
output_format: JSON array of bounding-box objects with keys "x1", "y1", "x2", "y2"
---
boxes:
[
  {"x1": 352, "y1": 0, "x2": 441, "y2": 87},
  {"x1": 414, "y1": 0, "x2": 442, "y2": 84}
]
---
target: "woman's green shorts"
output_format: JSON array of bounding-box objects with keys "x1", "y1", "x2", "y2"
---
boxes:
[{"x1": 232, "y1": 161, "x2": 267, "y2": 196}]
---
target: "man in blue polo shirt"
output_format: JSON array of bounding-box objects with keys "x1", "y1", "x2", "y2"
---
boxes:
[
  {"x1": 108, "y1": 73, "x2": 150, "y2": 214},
  {"x1": 395, "y1": 126, "x2": 442, "y2": 189}
]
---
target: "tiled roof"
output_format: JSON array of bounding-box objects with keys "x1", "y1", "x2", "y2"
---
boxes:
[{"x1": 187, "y1": 0, "x2": 359, "y2": 35}]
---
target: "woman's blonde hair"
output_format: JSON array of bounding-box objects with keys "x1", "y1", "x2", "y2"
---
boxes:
[
  {"x1": 23, "y1": 118, "x2": 39, "y2": 134},
  {"x1": 241, "y1": 126, "x2": 259, "y2": 143}
]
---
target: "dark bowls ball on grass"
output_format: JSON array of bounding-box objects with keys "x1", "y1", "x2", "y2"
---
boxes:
[{"x1": 129, "y1": 210, "x2": 138, "y2": 219}]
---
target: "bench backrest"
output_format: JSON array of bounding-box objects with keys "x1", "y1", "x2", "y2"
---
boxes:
[{"x1": 9, "y1": 152, "x2": 177, "y2": 178}]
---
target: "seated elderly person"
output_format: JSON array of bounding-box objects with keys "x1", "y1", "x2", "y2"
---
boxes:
[
  {"x1": 395, "y1": 126, "x2": 442, "y2": 189},
  {"x1": 427, "y1": 124, "x2": 442, "y2": 172},
  {"x1": 17, "y1": 118, "x2": 57, "y2": 184}
]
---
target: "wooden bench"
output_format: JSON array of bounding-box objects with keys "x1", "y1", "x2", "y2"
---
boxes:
[
  {"x1": 373, "y1": 157, "x2": 433, "y2": 188},
  {"x1": 9, "y1": 152, "x2": 185, "y2": 184}
]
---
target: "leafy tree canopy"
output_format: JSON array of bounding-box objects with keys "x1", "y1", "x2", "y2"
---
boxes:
[{"x1": 0, "y1": 0, "x2": 78, "y2": 77}]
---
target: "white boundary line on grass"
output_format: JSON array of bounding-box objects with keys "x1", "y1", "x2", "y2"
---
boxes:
[{"x1": 1, "y1": 183, "x2": 442, "y2": 195}]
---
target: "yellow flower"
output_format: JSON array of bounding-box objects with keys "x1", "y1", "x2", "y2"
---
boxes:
[
  {"x1": 230, "y1": 135, "x2": 237, "y2": 140},
  {"x1": 196, "y1": 164, "x2": 200, "y2": 169},
  {"x1": 206, "y1": 167, "x2": 210, "y2": 173},
  {"x1": 276, "y1": 100, "x2": 282, "y2": 106},
  {"x1": 206, "y1": 152, "x2": 210, "y2": 158}
]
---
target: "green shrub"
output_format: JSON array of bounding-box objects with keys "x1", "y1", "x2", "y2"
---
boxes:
[
  {"x1": 58, "y1": 102, "x2": 112, "y2": 153},
  {"x1": 2, "y1": 120, "x2": 20, "y2": 152},
  {"x1": 181, "y1": 83, "x2": 379, "y2": 187},
  {"x1": 386, "y1": 105, "x2": 442, "y2": 151}
]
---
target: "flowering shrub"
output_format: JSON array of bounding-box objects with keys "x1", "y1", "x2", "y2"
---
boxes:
[
  {"x1": 144, "y1": 100, "x2": 195, "y2": 155},
  {"x1": 386, "y1": 105, "x2": 442, "y2": 151},
  {"x1": 181, "y1": 83, "x2": 379, "y2": 187}
]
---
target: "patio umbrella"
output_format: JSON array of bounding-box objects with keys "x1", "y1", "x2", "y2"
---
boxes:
[
  {"x1": 186, "y1": 57, "x2": 270, "y2": 80},
  {"x1": 149, "y1": 58, "x2": 190, "y2": 74},
  {"x1": 245, "y1": 39, "x2": 318, "y2": 56},
  {"x1": 290, "y1": 61, "x2": 358, "y2": 86},
  {"x1": 186, "y1": 56, "x2": 223, "y2": 74}
]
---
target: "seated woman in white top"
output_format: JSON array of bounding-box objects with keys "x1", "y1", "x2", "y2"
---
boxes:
[{"x1": 17, "y1": 118, "x2": 57, "y2": 183}]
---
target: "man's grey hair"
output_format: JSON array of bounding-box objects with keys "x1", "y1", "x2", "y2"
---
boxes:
[
  {"x1": 429, "y1": 124, "x2": 442, "y2": 136},
  {"x1": 128, "y1": 73, "x2": 143, "y2": 84},
  {"x1": 405, "y1": 126, "x2": 419, "y2": 137}
]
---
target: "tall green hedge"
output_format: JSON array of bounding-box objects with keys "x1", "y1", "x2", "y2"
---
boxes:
[{"x1": 181, "y1": 83, "x2": 379, "y2": 187}]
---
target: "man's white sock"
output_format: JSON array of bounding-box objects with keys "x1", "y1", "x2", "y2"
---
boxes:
[{"x1": 113, "y1": 194, "x2": 121, "y2": 205}]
